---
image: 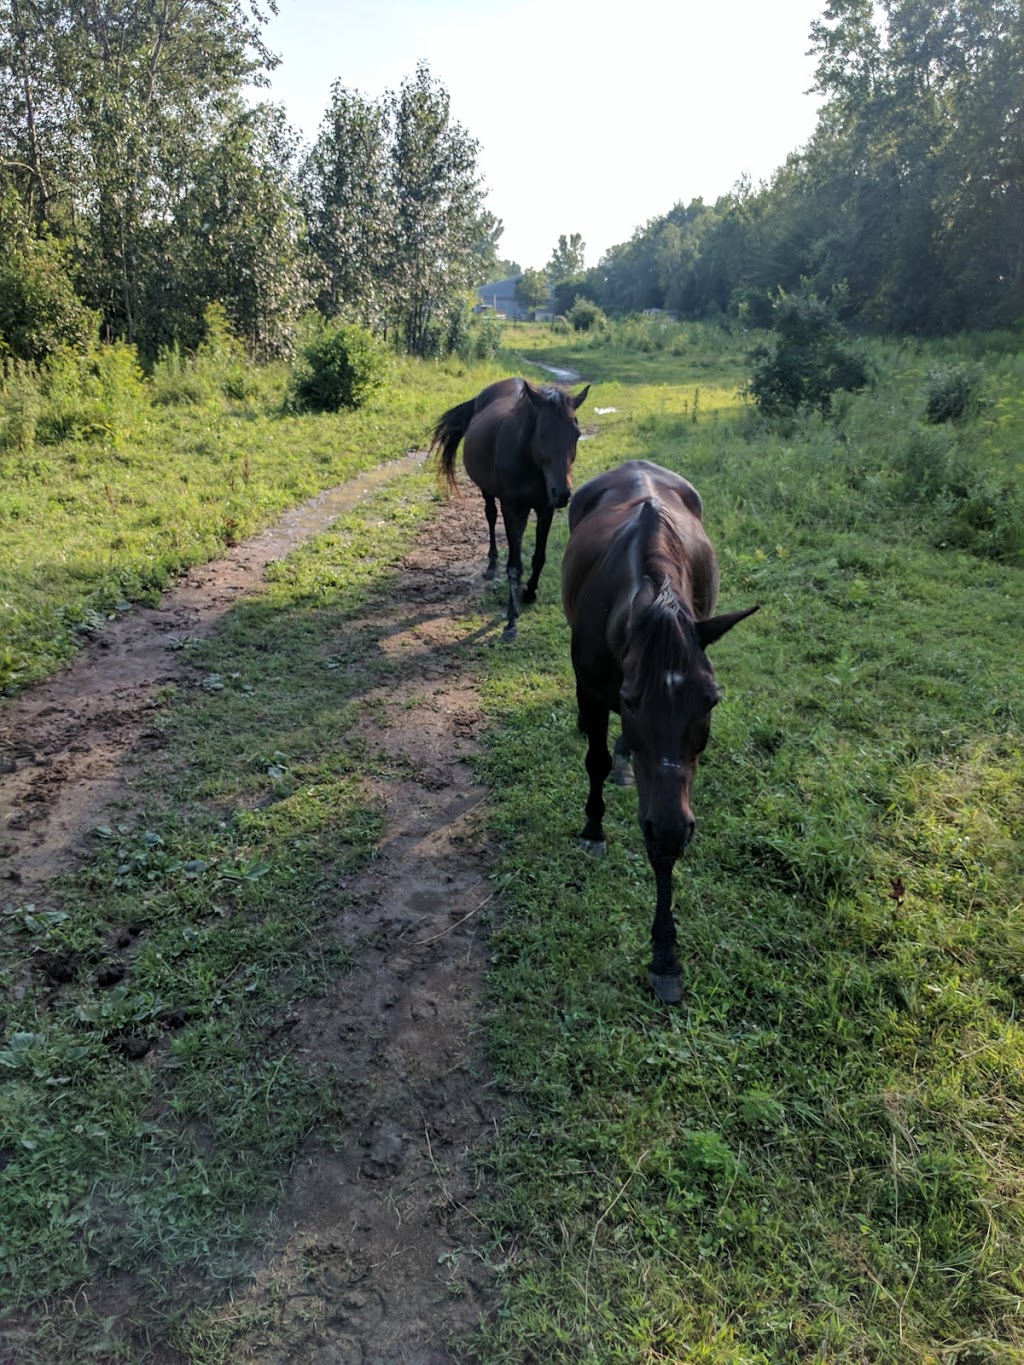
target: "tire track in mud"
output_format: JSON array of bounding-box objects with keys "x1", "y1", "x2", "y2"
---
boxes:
[{"x1": 0, "y1": 457, "x2": 504, "y2": 1363}]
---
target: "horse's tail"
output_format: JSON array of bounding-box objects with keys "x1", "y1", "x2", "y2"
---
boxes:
[{"x1": 429, "y1": 397, "x2": 476, "y2": 496}]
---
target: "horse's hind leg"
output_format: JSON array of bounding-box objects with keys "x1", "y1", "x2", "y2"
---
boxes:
[
  {"x1": 522, "y1": 505, "x2": 553, "y2": 604},
  {"x1": 483, "y1": 496, "x2": 499, "y2": 579},
  {"x1": 648, "y1": 855, "x2": 682, "y2": 1004},
  {"x1": 577, "y1": 693, "x2": 612, "y2": 852},
  {"x1": 611, "y1": 734, "x2": 634, "y2": 787}
]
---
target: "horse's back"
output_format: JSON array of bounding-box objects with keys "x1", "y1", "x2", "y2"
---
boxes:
[
  {"x1": 563, "y1": 460, "x2": 717, "y2": 630},
  {"x1": 568, "y1": 459, "x2": 703, "y2": 531},
  {"x1": 462, "y1": 382, "x2": 529, "y2": 495},
  {"x1": 472, "y1": 377, "x2": 524, "y2": 415}
]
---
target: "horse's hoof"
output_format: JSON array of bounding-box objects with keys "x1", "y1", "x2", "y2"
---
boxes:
[
  {"x1": 647, "y1": 971, "x2": 682, "y2": 1005},
  {"x1": 502, "y1": 624, "x2": 518, "y2": 642},
  {"x1": 611, "y1": 756, "x2": 635, "y2": 787},
  {"x1": 522, "y1": 586, "x2": 537, "y2": 604},
  {"x1": 577, "y1": 837, "x2": 607, "y2": 857},
  {"x1": 483, "y1": 565, "x2": 498, "y2": 580}
]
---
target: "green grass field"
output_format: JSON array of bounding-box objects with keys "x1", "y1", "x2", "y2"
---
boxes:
[{"x1": 1, "y1": 322, "x2": 1022, "y2": 1361}]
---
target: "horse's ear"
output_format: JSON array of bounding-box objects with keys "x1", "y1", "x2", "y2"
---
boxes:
[
  {"x1": 522, "y1": 379, "x2": 541, "y2": 406},
  {"x1": 571, "y1": 385, "x2": 590, "y2": 410},
  {"x1": 695, "y1": 605, "x2": 760, "y2": 648}
]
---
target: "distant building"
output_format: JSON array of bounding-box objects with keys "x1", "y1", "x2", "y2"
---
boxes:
[{"x1": 476, "y1": 275, "x2": 529, "y2": 320}]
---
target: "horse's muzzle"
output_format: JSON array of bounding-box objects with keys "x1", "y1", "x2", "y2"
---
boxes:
[
  {"x1": 550, "y1": 487, "x2": 571, "y2": 510},
  {"x1": 643, "y1": 816, "x2": 695, "y2": 860}
]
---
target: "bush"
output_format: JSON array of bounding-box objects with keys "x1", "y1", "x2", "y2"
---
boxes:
[
  {"x1": 568, "y1": 298, "x2": 607, "y2": 333},
  {"x1": 472, "y1": 309, "x2": 505, "y2": 360},
  {"x1": 924, "y1": 363, "x2": 985, "y2": 423},
  {"x1": 0, "y1": 193, "x2": 97, "y2": 363},
  {"x1": 748, "y1": 290, "x2": 869, "y2": 418},
  {"x1": 287, "y1": 322, "x2": 388, "y2": 412}
]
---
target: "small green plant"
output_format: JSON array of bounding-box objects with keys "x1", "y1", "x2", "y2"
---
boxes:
[
  {"x1": 287, "y1": 321, "x2": 388, "y2": 412},
  {"x1": 747, "y1": 289, "x2": 869, "y2": 418},
  {"x1": 924, "y1": 362, "x2": 985, "y2": 423}
]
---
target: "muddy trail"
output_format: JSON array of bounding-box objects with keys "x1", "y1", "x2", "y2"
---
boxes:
[{"x1": 0, "y1": 455, "x2": 508, "y2": 1363}]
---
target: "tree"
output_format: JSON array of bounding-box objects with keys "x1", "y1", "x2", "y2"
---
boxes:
[
  {"x1": 515, "y1": 267, "x2": 550, "y2": 315},
  {"x1": 299, "y1": 82, "x2": 393, "y2": 326},
  {"x1": 0, "y1": 189, "x2": 96, "y2": 360},
  {"x1": 547, "y1": 232, "x2": 585, "y2": 282},
  {"x1": 0, "y1": 0, "x2": 284, "y2": 352},
  {"x1": 170, "y1": 104, "x2": 309, "y2": 360},
  {"x1": 386, "y1": 61, "x2": 489, "y2": 355}
]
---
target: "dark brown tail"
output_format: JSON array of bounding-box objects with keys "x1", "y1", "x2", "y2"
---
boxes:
[{"x1": 429, "y1": 397, "x2": 476, "y2": 495}]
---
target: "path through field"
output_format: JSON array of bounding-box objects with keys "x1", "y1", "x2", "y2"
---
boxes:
[{"x1": 0, "y1": 455, "x2": 504, "y2": 1363}]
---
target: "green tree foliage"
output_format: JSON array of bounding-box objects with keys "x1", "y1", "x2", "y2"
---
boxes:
[
  {"x1": 299, "y1": 62, "x2": 494, "y2": 356},
  {"x1": 167, "y1": 104, "x2": 309, "y2": 361},
  {"x1": 515, "y1": 267, "x2": 550, "y2": 315},
  {"x1": 581, "y1": 2, "x2": 1023, "y2": 334},
  {"x1": 299, "y1": 83, "x2": 393, "y2": 327},
  {"x1": 387, "y1": 63, "x2": 489, "y2": 355},
  {"x1": 547, "y1": 232, "x2": 585, "y2": 282},
  {"x1": 0, "y1": 191, "x2": 96, "y2": 360},
  {"x1": 546, "y1": 232, "x2": 587, "y2": 314},
  {"x1": 0, "y1": 0, "x2": 303, "y2": 358}
]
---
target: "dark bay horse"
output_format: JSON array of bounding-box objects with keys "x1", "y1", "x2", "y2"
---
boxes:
[
  {"x1": 561, "y1": 460, "x2": 758, "y2": 1004},
  {"x1": 431, "y1": 376, "x2": 590, "y2": 640}
]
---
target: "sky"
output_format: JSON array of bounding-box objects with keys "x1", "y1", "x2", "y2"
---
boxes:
[{"x1": 248, "y1": 0, "x2": 826, "y2": 272}]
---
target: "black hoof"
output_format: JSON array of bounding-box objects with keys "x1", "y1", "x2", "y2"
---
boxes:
[
  {"x1": 484, "y1": 564, "x2": 498, "y2": 580},
  {"x1": 578, "y1": 837, "x2": 607, "y2": 857},
  {"x1": 647, "y1": 970, "x2": 682, "y2": 1005},
  {"x1": 522, "y1": 586, "x2": 537, "y2": 604},
  {"x1": 502, "y1": 624, "x2": 519, "y2": 642}
]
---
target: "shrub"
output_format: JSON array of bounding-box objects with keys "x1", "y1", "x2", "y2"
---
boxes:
[
  {"x1": 568, "y1": 298, "x2": 607, "y2": 333},
  {"x1": 747, "y1": 290, "x2": 869, "y2": 418},
  {"x1": 0, "y1": 193, "x2": 97, "y2": 363},
  {"x1": 472, "y1": 309, "x2": 505, "y2": 359},
  {"x1": 924, "y1": 363, "x2": 985, "y2": 423},
  {"x1": 287, "y1": 322, "x2": 388, "y2": 412}
]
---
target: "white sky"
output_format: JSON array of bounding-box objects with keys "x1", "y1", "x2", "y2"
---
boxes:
[{"x1": 249, "y1": 0, "x2": 826, "y2": 271}]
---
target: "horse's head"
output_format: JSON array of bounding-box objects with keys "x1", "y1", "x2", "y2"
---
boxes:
[
  {"x1": 523, "y1": 381, "x2": 590, "y2": 509},
  {"x1": 621, "y1": 585, "x2": 758, "y2": 861}
]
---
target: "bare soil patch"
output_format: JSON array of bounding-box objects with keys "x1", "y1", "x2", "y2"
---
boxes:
[{"x1": 0, "y1": 459, "x2": 505, "y2": 1363}]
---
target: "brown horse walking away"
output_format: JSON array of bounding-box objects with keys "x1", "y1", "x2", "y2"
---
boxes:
[
  {"x1": 431, "y1": 376, "x2": 590, "y2": 640},
  {"x1": 561, "y1": 460, "x2": 758, "y2": 1004}
]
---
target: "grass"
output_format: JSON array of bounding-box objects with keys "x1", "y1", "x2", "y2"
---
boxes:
[
  {"x1": 466, "y1": 326, "x2": 1024, "y2": 1363},
  {"x1": 0, "y1": 349, "x2": 506, "y2": 692},
  {"x1": 1, "y1": 322, "x2": 1022, "y2": 1361}
]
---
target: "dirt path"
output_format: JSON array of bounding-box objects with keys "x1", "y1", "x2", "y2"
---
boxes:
[{"x1": 0, "y1": 456, "x2": 502, "y2": 1363}]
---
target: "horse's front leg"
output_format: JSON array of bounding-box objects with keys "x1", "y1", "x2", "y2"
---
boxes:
[
  {"x1": 577, "y1": 693, "x2": 612, "y2": 853},
  {"x1": 483, "y1": 495, "x2": 499, "y2": 579},
  {"x1": 647, "y1": 854, "x2": 682, "y2": 1004},
  {"x1": 500, "y1": 502, "x2": 528, "y2": 640},
  {"x1": 522, "y1": 505, "x2": 553, "y2": 604}
]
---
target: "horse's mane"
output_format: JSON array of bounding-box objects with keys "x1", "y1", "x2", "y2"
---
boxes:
[
  {"x1": 628, "y1": 588, "x2": 698, "y2": 704},
  {"x1": 533, "y1": 384, "x2": 575, "y2": 412},
  {"x1": 625, "y1": 506, "x2": 700, "y2": 705}
]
